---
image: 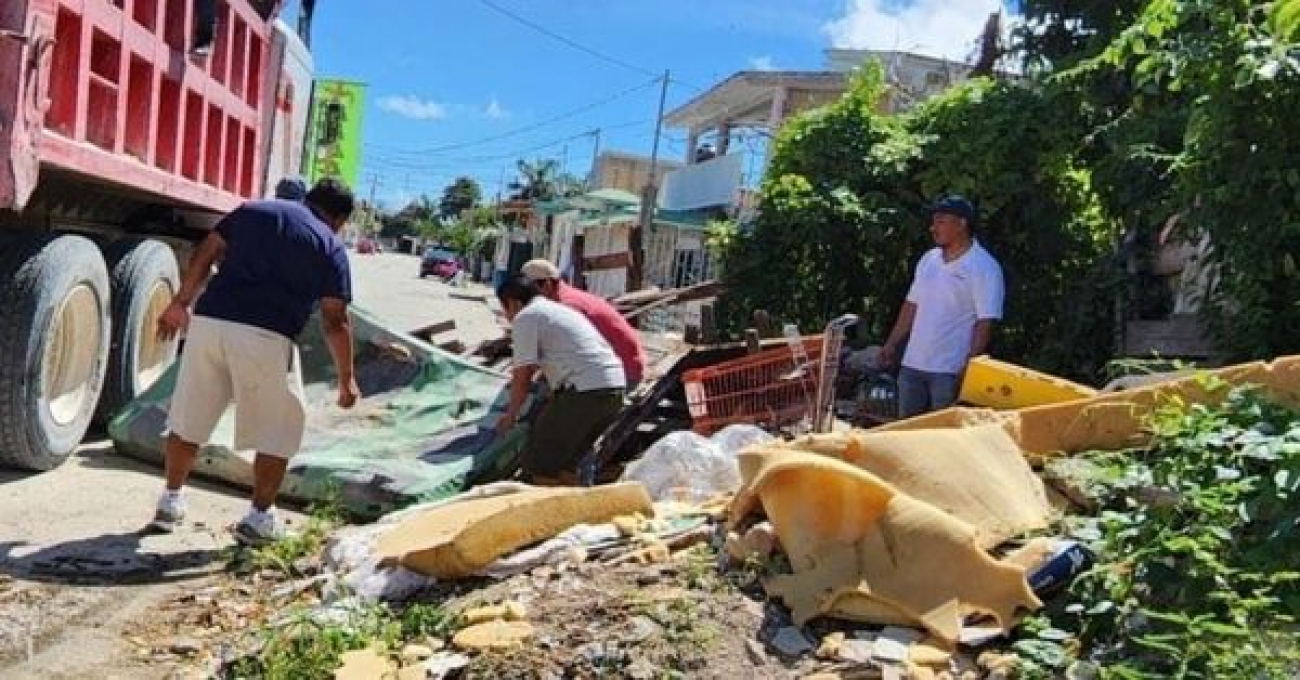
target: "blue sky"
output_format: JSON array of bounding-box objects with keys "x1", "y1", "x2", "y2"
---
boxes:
[{"x1": 304, "y1": 0, "x2": 1010, "y2": 208}]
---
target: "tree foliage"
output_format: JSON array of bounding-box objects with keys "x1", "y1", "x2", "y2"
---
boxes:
[
  {"x1": 1075, "y1": 0, "x2": 1300, "y2": 360},
  {"x1": 721, "y1": 0, "x2": 1300, "y2": 372},
  {"x1": 438, "y1": 176, "x2": 482, "y2": 221},
  {"x1": 718, "y1": 64, "x2": 1114, "y2": 378}
]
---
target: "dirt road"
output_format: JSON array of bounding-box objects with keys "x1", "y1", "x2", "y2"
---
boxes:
[{"x1": 0, "y1": 252, "x2": 501, "y2": 678}]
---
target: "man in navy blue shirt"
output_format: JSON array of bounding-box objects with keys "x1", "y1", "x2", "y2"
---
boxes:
[{"x1": 152, "y1": 178, "x2": 359, "y2": 545}]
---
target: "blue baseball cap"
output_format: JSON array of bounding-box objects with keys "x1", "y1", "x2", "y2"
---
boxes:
[{"x1": 932, "y1": 195, "x2": 977, "y2": 226}]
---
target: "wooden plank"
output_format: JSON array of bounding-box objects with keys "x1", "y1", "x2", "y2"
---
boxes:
[
  {"x1": 409, "y1": 319, "x2": 456, "y2": 343},
  {"x1": 1124, "y1": 315, "x2": 1213, "y2": 358},
  {"x1": 699, "y1": 304, "x2": 718, "y2": 344},
  {"x1": 583, "y1": 250, "x2": 631, "y2": 272}
]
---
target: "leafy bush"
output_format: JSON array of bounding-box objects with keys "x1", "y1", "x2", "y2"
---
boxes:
[
  {"x1": 1037, "y1": 386, "x2": 1300, "y2": 676},
  {"x1": 717, "y1": 64, "x2": 1116, "y2": 378}
]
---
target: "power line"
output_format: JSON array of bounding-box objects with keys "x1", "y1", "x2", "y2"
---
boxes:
[
  {"x1": 370, "y1": 79, "x2": 660, "y2": 157},
  {"x1": 364, "y1": 120, "x2": 651, "y2": 171},
  {"x1": 476, "y1": 0, "x2": 659, "y2": 78}
]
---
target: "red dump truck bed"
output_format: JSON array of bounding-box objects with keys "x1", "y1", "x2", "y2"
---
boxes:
[
  {"x1": 0, "y1": 0, "x2": 311, "y2": 473},
  {"x1": 1, "y1": 0, "x2": 281, "y2": 214}
]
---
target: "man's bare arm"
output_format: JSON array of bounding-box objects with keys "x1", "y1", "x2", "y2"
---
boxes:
[
  {"x1": 157, "y1": 232, "x2": 226, "y2": 341},
  {"x1": 880, "y1": 301, "x2": 917, "y2": 366},
  {"x1": 497, "y1": 364, "x2": 539, "y2": 433},
  {"x1": 969, "y1": 319, "x2": 995, "y2": 358},
  {"x1": 320, "y1": 297, "x2": 359, "y2": 408}
]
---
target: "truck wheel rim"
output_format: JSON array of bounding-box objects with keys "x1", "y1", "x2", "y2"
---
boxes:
[
  {"x1": 135, "y1": 280, "x2": 175, "y2": 390},
  {"x1": 44, "y1": 284, "x2": 102, "y2": 426}
]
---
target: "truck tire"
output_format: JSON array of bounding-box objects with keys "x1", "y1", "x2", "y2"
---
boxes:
[
  {"x1": 95, "y1": 238, "x2": 180, "y2": 424},
  {"x1": 0, "y1": 234, "x2": 111, "y2": 470}
]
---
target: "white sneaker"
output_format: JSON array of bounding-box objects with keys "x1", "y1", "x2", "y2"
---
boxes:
[
  {"x1": 233, "y1": 509, "x2": 286, "y2": 547},
  {"x1": 149, "y1": 492, "x2": 186, "y2": 533}
]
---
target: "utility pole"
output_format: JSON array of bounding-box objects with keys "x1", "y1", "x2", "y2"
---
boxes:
[
  {"x1": 588, "y1": 128, "x2": 602, "y2": 185},
  {"x1": 629, "y1": 70, "x2": 669, "y2": 292},
  {"x1": 364, "y1": 173, "x2": 380, "y2": 237}
]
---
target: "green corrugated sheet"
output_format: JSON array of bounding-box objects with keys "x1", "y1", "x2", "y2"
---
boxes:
[{"x1": 108, "y1": 307, "x2": 530, "y2": 519}]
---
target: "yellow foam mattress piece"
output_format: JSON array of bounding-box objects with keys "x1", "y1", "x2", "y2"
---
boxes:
[
  {"x1": 783, "y1": 424, "x2": 1051, "y2": 548},
  {"x1": 877, "y1": 355, "x2": 1300, "y2": 460},
  {"x1": 959, "y1": 356, "x2": 1097, "y2": 409},
  {"x1": 730, "y1": 448, "x2": 1041, "y2": 644},
  {"x1": 376, "y1": 482, "x2": 653, "y2": 579}
]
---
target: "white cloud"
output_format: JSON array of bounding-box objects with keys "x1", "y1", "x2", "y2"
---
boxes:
[
  {"x1": 378, "y1": 95, "x2": 448, "y2": 121},
  {"x1": 749, "y1": 55, "x2": 777, "y2": 71},
  {"x1": 484, "y1": 97, "x2": 510, "y2": 120},
  {"x1": 823, "y1": 0, "x2": 1012, "y2": 62}
]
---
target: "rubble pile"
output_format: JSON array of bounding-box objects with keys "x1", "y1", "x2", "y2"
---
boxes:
[{"x1": 117, "y1": 355, "x2": 1300, "y2": 678}]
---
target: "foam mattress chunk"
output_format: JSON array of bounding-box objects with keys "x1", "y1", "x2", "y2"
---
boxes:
[
  {"x1": 783, "y1": 424, "x2": 1051, "y2": 548},
  {"x1": 731, "y1": 449, "x2": 1041, "y2": 643},
  {"x1": 376, "y1": 482, "x2": 653, "y2": 578}
]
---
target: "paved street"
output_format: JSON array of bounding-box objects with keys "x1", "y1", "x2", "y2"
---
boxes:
[{"x1": 0, "y1": 249, "x2": 499, "y2": 677}]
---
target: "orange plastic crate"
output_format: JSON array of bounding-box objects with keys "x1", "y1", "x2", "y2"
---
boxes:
[{"x1": 683, "y1": 337, "x2": 825, "y2": 435}]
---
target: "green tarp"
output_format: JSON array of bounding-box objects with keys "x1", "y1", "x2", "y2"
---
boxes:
[{"x1": 108, "y1": 308, "x2": 530, "y2": 519}]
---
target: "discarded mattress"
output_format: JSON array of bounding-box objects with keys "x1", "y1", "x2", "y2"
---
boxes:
[
  {"x1": 730, "y1": 448, "x2": 1041, "y2": 644},
  {"x1": 783, "y1": 424, "x2": 1051, "y2": 547},
  {"x1": 109, "y1": 307, "x2": 529, "y2": 518},
  {"x1": 878, "y1": 355, "x2": 1300, "y2": 461},
  {"x1": 374, "y1": 482, "x2": 653, "y2": 578}
]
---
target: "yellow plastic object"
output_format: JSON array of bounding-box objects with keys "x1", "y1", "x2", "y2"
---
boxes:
[{"x1": 959, "y1": 356, "x2": 1096, "y2": 409}]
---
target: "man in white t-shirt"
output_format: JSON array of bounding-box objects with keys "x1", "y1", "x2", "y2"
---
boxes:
[
  {"x1": 880, "y1": 195, "x2": 1005, "y2": 418},
  {"x1": 494, "y1": 274, "x2": 626, "y2": 485}
]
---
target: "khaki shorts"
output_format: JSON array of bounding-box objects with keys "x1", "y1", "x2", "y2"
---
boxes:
[{"x1": 167, "y1": 315, "x2": 307, "y2": 458}]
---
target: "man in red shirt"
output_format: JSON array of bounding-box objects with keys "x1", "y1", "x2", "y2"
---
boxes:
[{"x1": 520, "y1": 259, "x2": 645, "y2": 389}]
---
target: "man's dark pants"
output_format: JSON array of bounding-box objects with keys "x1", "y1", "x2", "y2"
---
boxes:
[{"x1": 523, "y1": 386, "x2": 624, "y2": 482}]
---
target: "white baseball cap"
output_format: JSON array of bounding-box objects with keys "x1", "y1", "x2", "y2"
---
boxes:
[{"x1": 520, "y1": 259, "x2": 561, "y2": 281}]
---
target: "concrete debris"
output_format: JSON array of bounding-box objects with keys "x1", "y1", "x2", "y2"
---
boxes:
[
  {"x1": 334, "y1": 645, "x2": 395, "y2": 680},
  {"x1": 724, "y1": 522, "x2": 777, "y2": 562},
  {"x1": 625, "y1": 659, "x2": 659, "y2": 680},
  {"x1": 817, "y1": 631, "x2": 845, "y2": 660},
  {"x1": 769, "y1": 626, "x2": 814, "y2": 658},
  {"x1": 872, "y1": 636, "x2": 909, "y2": 663},
  {"x1": 399, "y1": 643, "x2": 434, "y2": 663},
  {"x1": 838, "y1": 639, "x2": 876, "y2": 664},
  {"x1": 462, "y1": 600, "x2": 527, "y2": 625},
  {"x1": 731, "y1": 449, "x2": 1041, "y2": 644},
  {"x1": 626, "y1": 616, "x2": 663, "y2": 644},
  {"x1": 605, "y1": 542, "x2": 670, "y2": 566},
  {"x1": 451, "y1": 620, "x2": 535, "y2": 651},
  {"x1": 421, "y1": 652, "x2": 471, "y2": 679},
  {"x1": 376, "y1": 483, "x2": 653, "y2": 579}
]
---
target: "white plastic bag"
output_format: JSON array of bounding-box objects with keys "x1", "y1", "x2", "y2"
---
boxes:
[
  {"x1": 621, "y1": 430, "x2": 746, "y2": 502},
  {"x1": 710, "y1": 424, "x2": 774, "y2": 456}
]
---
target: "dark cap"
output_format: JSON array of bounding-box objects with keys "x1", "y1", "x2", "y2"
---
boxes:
[
  {"x1": 932, "y1": 195, "x2": 977, "y2": 226},
  {"x1": 274, "y1": 176, "x2": 308, "y2": 201}
]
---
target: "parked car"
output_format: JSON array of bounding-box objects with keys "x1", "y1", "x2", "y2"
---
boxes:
[
  {"x1": 356, "y1": 238, "x2": 382, "y2": 254},
  {"x1": 420, "y1": 247, "x2": 462, "y2": 280}
]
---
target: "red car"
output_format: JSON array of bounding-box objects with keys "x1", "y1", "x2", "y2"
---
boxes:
[{"x1": 420, "y1": 247, "x2": 462, "y2": 279}]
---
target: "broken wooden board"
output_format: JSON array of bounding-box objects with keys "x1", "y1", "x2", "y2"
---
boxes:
[{"x1": 375, "y1": 482, "x2": 653, "y2": 579}]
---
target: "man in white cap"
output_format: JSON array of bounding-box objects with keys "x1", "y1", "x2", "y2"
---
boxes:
[{"x1": 520, "y1": 258, "x2": 645, "y2": 389}]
